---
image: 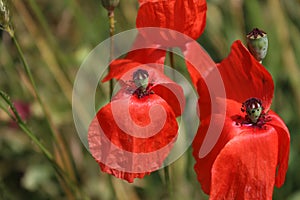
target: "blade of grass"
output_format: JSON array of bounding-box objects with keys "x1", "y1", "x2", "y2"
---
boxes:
[{"x1": 0, "y1": 90, "x2": 89, "y2": 200}]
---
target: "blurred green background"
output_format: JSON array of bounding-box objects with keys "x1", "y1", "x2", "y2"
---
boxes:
[{"x1": 0, "y1": 0, "x2": 299, "y2": 199}]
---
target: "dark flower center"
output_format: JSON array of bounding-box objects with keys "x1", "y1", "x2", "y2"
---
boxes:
[
  {"x1": 240, "y1": 97, "x2": 271, "y2": 127},
  {"x1": 246, "y1": 28, "x2": 266, "y2": 39},
  {"x1": 132, "y1": 69, "x2": 154, "y2": 98}
]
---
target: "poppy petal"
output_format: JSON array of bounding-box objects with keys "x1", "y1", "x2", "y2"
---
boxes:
[
  {"x1": 193, "y1": 114, "x2": 236, "y2": 194},
  {"x1": 217, "y1": 40, "x2": 274, "y2": 111},
  {"x1": 210, "y1": 126, "x2": 278, "y2": 200},
  {"x1": 102, "y1": 59, "x2": 144, "y2": 82},
  {"x1": 88, "y1": 94, "x2": 178, "y2": 182},
  {"x1": 136, "y1": 0, "x2": 206, "y2": 39},
  {"x1": 102, "y1": 33, "x2": 166, "y2": 83},
  {"x1": 193, "y1": 99, "x2": 242, "y2": 194},
  {"x1": 267, "y1": 111, "x2": 290, "y2": 187},
  {"x1": 88, "y1": 116, "x2": 150, "y2": 182},
  {"x1": 126, "y1": 33, "x2": 167, "y2": 65}
]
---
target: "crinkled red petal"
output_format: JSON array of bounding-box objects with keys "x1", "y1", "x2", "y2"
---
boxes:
[
  {"x1": 88, "y1": 94, "x2": 178, "y2": 182},
  {"x1": 136, "y1": 0, "x2": 207, "y2": 39},
  {"x1": 210, "y1": 126, "x2": 278, "y2": 200},
  {"x1": 88, "y1": 116, "x2": 151, "y2": 182},
  {"x1": 267, "y1": 111, "x2": 290, "y2": 187},
  {"x1": 98, "y1": 162, "x2": 150, "y2": 183},
  {"x1": 217, "y1": 40, "x2": 274, "y2": 111}
]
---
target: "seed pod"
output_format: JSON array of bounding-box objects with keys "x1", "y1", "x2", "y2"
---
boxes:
[
  {"x1": 242, "y1": 97, "x2": 263, "y2": 124},
  {"x1": 101, "y1": 0, "x2": 119, "y2": 11},
  {"x1": 246, "y1": 28, "x2": 268, "y2": 62},
  {"x1": 133, "y1": 69, "x2": 149, "y2": 90}
]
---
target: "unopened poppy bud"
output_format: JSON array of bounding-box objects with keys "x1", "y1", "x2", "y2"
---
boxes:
[
  {"x1": 133, "y1": 69, "x2": 149, "y2": 90},
  {"x1": 246, "y1": 28, "x2": 268, "y2": 62},
  {"x1": 242, "y1": 98, "x2": 263, "y2": 124},
  {"x1": 0, "y1": 0, "x2": 10, "y2": 30},
  {"x1": 101, "y1": 0, "x2": 119, "y2": 11}
]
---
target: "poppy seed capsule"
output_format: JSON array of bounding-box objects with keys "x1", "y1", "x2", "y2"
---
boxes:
[
  {"x1": 133, "y1": 69, "x2": 149, "y2": 90},
  {"x1": 246, "y1": 28, "x2": 268, "y2": 62},
  {"x1": 101, "y1": 0, "x2": 119, "y2": 11},
  {"x1": 242, "y1": 98, "x2": 263, "y2": 124}
]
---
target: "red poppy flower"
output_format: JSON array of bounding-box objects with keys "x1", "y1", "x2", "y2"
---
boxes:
[
  {"x1": 192, "y1": 40, "x2": 290, "y2": 199},
  {"x1": 104, "y1": 0, "x2": 207, "y2": 94},
  {"x1": 88, "y1": 66, "x2": 184, "y2": 182},
  {"x1": 136, "y1": 0, "x2": 207, "y2": 40},
  {"x1": 104, "y1": 0, "x2": 207, "y2": 82}
]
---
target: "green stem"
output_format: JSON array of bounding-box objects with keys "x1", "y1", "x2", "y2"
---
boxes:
[
  {"x1": 9, "y1": 31, "x2": 66, "y2": 160},
  {"x1": 0, "y1": 90, "x2": 88, "y2": 200},
  {"x1": 0, "y1": 90, "x2": 53, "y2": 161},
  {"x1": 169, "y1": 51, "x2": 175, "y2": 69},
  {"x1": 164, "y1": 166, "x2": 172, "y2": 198},
  {"x1": 169, "y1": 50, "x2": 176, "y2": 80},
  {"x1": 108, "y1": 10, "x2": 115, "y2": 99},
  {"x1": 7, "y1": 30, "x2": 83, "y2": 198}
]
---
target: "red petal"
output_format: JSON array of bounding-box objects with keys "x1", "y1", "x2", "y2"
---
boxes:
[
  {"x1": 98, "y1": 162, "x2": 150, "y2": 182},
  {"x1": 217, "y1": 40, "x2": 274, "y2": 111},
  {"x1": 102, "y1": 33, "x2": 166, "y2": 83},
  {"x1": 193, "y1": 114, "x2": 237, "y2": 194},
  {"x1": 126, "y1": 33, "x2": 167, "y2": 65},
  {"x1": 98, "y1": 94, "x2": 178, "y2": 153},
  {"x1": 102, "y1": 59, "x2": 143, "y2": 82},
  {"x1": 210, "y1": 126, "x2": 278, "y2": 200},
  {"x1": 88, "y1": 116, "x2": 151, "y2": 182},
  {"x1": 267, "y1": 111, "x2": 290, "y2": 187},
  {"x1": 88, "y1": 94, "x2": 178, "y2": 182},
  {"x1": 136, "y1": 0, "x2": 207, "y2": 39},
  {"x1": 192, "y1": 100, "x2": 242, "y2": 194},
  {"x1": 181, "y1": 41, "x2": 226, "y2": 121}
]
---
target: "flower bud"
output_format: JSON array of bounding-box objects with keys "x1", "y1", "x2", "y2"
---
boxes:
[
  {"x1": 0, "y1": 0, "x2": 10, "y2": 30},
  {"x1": 101, "y1": 0, "x2": 119, "y2": 11},
  {"x1": 246, "y1": 28, "x2": 268, "y2": 62}
]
